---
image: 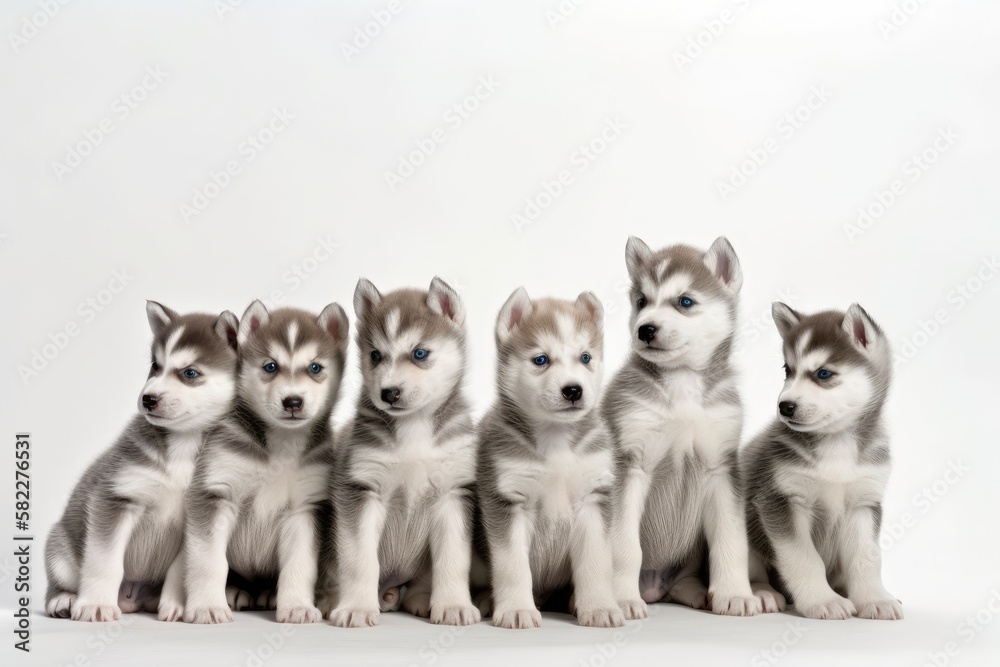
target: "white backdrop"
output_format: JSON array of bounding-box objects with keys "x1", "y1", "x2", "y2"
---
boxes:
[{"x1": 2, "y1": 1, "x2": 999, "y2": 665}]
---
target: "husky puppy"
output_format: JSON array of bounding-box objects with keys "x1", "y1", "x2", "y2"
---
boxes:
[
  {"x1": 45, "y1": 302, "x2": 239, "y2": 621},
  {"x1": 328, "y1": 277, "x2": 479, "y2": 628},
  {"x1": 604, "y1": 236, "x2": 764, "y2": 618},
  {"x1": 477, "y1": 288, "x2": 623, "y2": 629},
  {"x1": 182, "y1": 300, "x2": 348, "y2": 624},
  {"x1": 742, "y1": 303, "x2": 902, "y2": 620}
]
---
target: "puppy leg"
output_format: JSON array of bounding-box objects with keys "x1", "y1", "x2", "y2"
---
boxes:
[
  {"x1": 157, "y1": 549, "x2": 185, "y2": 622},
  {"x1": 427, "y1": 490, "x2": 480, "y2": 626},
  {"x1": 72, "y1": 507, "x2": 141, "y2": 622},
  {"x1": 748, "y1": 551, "x2": 785, "y2": 613},
  {"x1": 183, "y1": 499, "x2": 237, "y2": 624},
  {"x1": 45, "y1": 524, "x2": 79, "y2": 618},
  {"x1": 773, "y1": 505, "x2": 855, "y2": 620},
  {"x1": 839, "y1": 506, "x2": 902, "y2": 620},
  {"x1": 703, "y1": 472, "x2": 761, "y2": 616},
  {"x1": 402, "y1": 576, "x2": 431, "y2": 618},
  {"x1": 571, "y1": 503, "x2": 624, "y2": 628},
  {"x1": 489, "y1": 510, "x2": 540, "y2": 629},
  {"x1": 329, "y1": 494, "x2": 386, "y2": 628},
  {"x1": 611, "y1": 466, "x2": 651, "y2": 619},
  {"x1": 275, "y1": 509, "x2": 322, "y2": 624}
]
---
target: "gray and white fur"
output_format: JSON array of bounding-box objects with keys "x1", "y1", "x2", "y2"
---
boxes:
[
  {"x1": 182, "y1": 300, "x2": 348, "y2": 624},
  {"x1": 327, "y1": 277, "x2": 479, "y2": 628},
  {"x1": 604, "y1": 236, "x2": 764, "y2": 618},
  {"x1": 477, "y1": 288, "x2": 623, "y2": 629},
  {"x1": 45, "y1": 301, "x2": 239, "y2": 622},
  {"x1": 742, "y1": 302, "x2": 902, "y2": 620}
]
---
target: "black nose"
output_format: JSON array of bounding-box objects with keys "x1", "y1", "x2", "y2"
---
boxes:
[
  {"x1": 282, "y1": 396, "x2": 303, "y2": 412},
  {"x1": 381, "y1": 387, "x2": 401, "y2": 405},
  {"x1": 562, "y1": 385, "x2": 583, "y2": 402},
  {"x1": 637, "y1": 325, "x2": 657, "y2": 343},
  {"x1": 778, "y1": 401, "x2": 797, "y2": 418},
  {"x1": 142, "y1": 394, "x2": 158, "y2": 410}
]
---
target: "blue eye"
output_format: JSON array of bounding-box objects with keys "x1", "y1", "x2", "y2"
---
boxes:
[
  {"x1": 263, "y1": 362, "x2": 277, "y2": 373},
  {"x1": 679, "y1": 296, "x2": 695, "y2": 308},
  {"x1": 533, "y1": 355, "x2": 548, "y2": 366},
  {"x1": 581, "y1": 353, "x2": 592, "y2": 364},
  {"x1": 817, "y1": 368, "x2": 833, "y2": 380},
  {"x1": 412, "y1": 348, "x2": 429, "y2": 361},
  {"x1": 370, "y1": 350, "x2": 382, "y2": 365},
  {"x1": 309, "y1": 363, "x2": 322, "y2": 374},
  {"x1": 183, "y1": 368, "x2": 199, "y2": 379}
]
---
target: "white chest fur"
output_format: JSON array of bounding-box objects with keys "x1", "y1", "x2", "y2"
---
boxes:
[
  {"x1": 113, "y1": 431, "x2": 202, "y2": 523},
  {"x1": 249, "y1": 434, "x2": 327, "y2": 515},
  {"x1": 620, "y1": 369, "x2": 740, "y2": 473},
  {"x1": 497, "y1": 427, "x2": 613, "y2": 519},
  {"x1": 353, "y1": 417, "x2": 476, "y2": 502},
  {"x1": 777, "y1": 432, "x2": 889, "y2": 512}
]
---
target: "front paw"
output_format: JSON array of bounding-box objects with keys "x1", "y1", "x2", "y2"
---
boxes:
[
  {"x1": 46, "y1": 592, "x2": 76, "y2": 618},
  {"x1": 276, "y1": 605, "x2": 322, "y2": 624},
  {"x1": 493, "y1": 608, "x2": 541, "y2": 629},
  {"x1": 797, "y1": 595, "x2": 856, "y2": 620},
  {"x1": 431, "y1": 604, "x2": 481, "y2": 626},
  {"x1": 753, "y1": 586, "x2": 787, "y2": 614},
  {"x1": 618, "y1": 598, "x2": 648, "y2": 620},
  {"x1": 72, "y1": 602, "x2": 121, "y2": 622},
  {"x1": 709, "y1": 592, "x2": 762, "y2": 616},
  {"x1": 184, "y1": 606, "x2": 234, "y2": 624},
  {"x1": 577, "y1": 605, "x2": 626, "y2": 628},
  {"x1": 157, "y1": 600, "x2": 184, "y2": 622},
  {"x1": 854, "y1": 598, "x2": 903, "y2": 620},
  {"x1": 328, "y1": 607, "x2": 379, "y2": 628}
]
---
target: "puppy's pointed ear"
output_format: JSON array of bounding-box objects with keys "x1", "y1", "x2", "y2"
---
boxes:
[
  {"x1": 771, "y1": 302, "x2": 801, "y2": 341},
  {"x1": 427, "y1": 276, "x2": 465, "y2": 327},
  {"x1": 496, "y1": 287, "x2": 532, "y2": 344},
  {"x1": 238, "y1": 300, "x2": 269, "y2": 346},
  {"x1": 625, "y1": 236, "x2": 652, "y2": 284},
  {"x1": 705, "y1": 236, "x2": 743, "y2": 293},
  {"x1": 318, "y1": 303, "x2": 350, "y2": 351},
  {"x1": 842, "y1": 303, "x2": 887, "y2": 360},
  {"x1": 575, "y1": 291, "x2": 604, "y2": 323},
  {"x1": 353, "y1": 278, "x2": 381, "y2": 321},
  {"x1": 215, "y1": 311, "x2": 239, "y2": 351},
  {"x1": 146, "y1": 300, "x2": 178, "y2": 339}
]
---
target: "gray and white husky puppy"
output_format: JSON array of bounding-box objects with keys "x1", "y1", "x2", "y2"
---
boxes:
[
  {"x1": 604, "y1": 236, "x2": 764, "y2": 618},
  {"x1": 45, "y1": 301, "x2": 239, "y2": 621},
  {"x1": 477, "y1": 288, "x2": 624, "y2": 629},
  {"x1": 742, "y1": 302, "x2": 902, "y2": 620},
  {"x1": 327, "y1": 277, "x2": 479, "y2": 628},
  {"x1": 182, "y1": 300, "x2": 348, "y2": 624}
]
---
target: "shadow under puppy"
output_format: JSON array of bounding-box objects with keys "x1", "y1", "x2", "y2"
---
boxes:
[
  {"x1": 328, "y1": 277, "x2": 479, "y2": 628},
  {"x1": 477, "y1": 288, "x2": 623, "y2": 629},
  {"x1": 182, "y1": 300, "x2": 348, "y2": 624},
  {"x1": 742, "y1": 302, "x2": 902, "y2": 620},
  {"x1": 45, "y1": 301, "x2": 238, "y2": 622}
]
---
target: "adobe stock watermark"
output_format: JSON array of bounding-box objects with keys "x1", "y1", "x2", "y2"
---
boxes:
[
  {"x1": 922, "y1": 588, "x2": 1000, "y2": 667},
  {"x1": 734, "y1": 288, "x2": 799, "y2": 355},
  {"x1": 51, "y1": 66, "x2": 169, "y2": 182},
  {"x1": 546, "y1": 0, "x2": 591, "y2": 30},
  {"x1": 576, "y1": 601, "x2": 658, "y2": 667},
  {"x1": 18, "y1": 269, "x2": 135, "y2": 386},
  {"x1": 234, "y1": 624, "x2": 296, "y2": 667},
  {"x1": 672, "y1": 0, "x2": 756, "y2": 73},
  {"x1": 843, "y1": 126, "x2": 958, "y2": 244},
  {"x1": 214, "y1": 0, "x2": 250, "y2": 20},
  {"x1": 878, "y1": 0, "x2": 930, "y2": 40},
  {"x1": 340, "y1": 0, "x2": 409, "y2": 63},
  {"x1": 880, "y1": 460, "x2": 968, "y2": 551},
  {"x1": 259, "y1": 235, "x2": 341, "y2": 310},
  {"x1": 716, "y1": 85, "x2": 832, "y2": 202},
  {"x1": 511, "y1": 116, "x2": 627, "y2": 233},
  {"x1": 893, "y1": 254, "x2": 996, "y2": 368},
  {"x1": 751, "y1": 619, "x2": 807, "y2": 666},
  {"x1": 404, "y1": 621, "x2": 472, "y2": 667},
  {"x1": 7, "y1": 0, "x2": 71, "y2": 53},
  {"x1": 178, "y1": 108, "x2": 294, "y2": 223},
  {"x1": 383, "y1": 76, "x2": 500, "y2": 191}
]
